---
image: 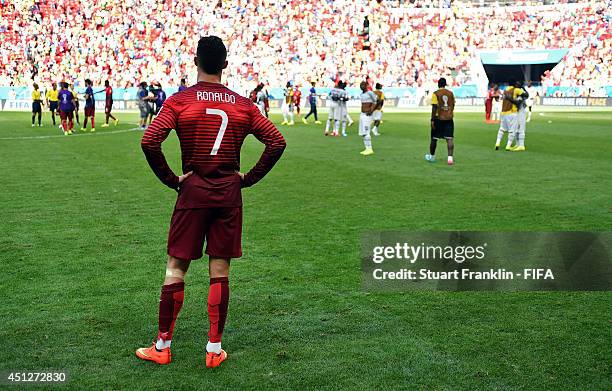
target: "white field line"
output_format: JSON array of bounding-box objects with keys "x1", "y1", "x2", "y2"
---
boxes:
[{"x1": 0, "y1": 125, "x2": 142, "y2": 140}]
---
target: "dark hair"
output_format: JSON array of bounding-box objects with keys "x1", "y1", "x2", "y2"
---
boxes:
[
  {"x1": 508, "y1": 79, "x2": 516, "y2": 86},
  {"x1": 105, "y1": 80, "x2": 110, "y2": 86},
  {"x1": 140, "y1": 82, "x2": 147, "y2": 89},
  {"x1": 61, "y1": 82, "x2": 69, "y2": 89},
  {"x1": 85, "y1": 79, "x2": 92, "y2": 86},
  {"x1": 375, "y1": 83, "x2": 382, "y2": 89},
  {"x1": 438, "y1": 78, "x2": 447, "y2": 88},
  {"x1": 197, "y1": 36, "x2": 227, "y2": 74},
  {"x1": 180, "y1": 78, "x2": 186, "y2": 84}
]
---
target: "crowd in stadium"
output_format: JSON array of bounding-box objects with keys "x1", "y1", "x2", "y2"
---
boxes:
[{"x1": 0, "y1": 0, "x2": 609, "y2": 92}]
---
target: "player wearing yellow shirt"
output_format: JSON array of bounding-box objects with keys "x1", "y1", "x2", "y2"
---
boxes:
[
  {"x1": 371, "y1": 83, "x2": 385, "y2": 136},
  {"x1": 31, "y1": 83, "x2": 43, "y2": 127},
  {"x1": 495, "y1": 80, "x2": 527, "y2": 151},
  {"x1": 45, "y1": 82, "x2": 59, "y2": 126}
]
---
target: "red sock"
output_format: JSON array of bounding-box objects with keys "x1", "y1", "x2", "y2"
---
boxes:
[
  {"x1": 157, "y1": 282, "x2": 185, "y2": 342},
  {"x1": 91, "y1": 117, "x2": 95, "y2": 128},
  {"x1": 208, "y1": 277, "x2": 229, "y2": 343},
  {"x1": 61, "y1": 120, "x2": 67, "y2": 131},
  {"x1": 69, "y1": 120, "x2": 74, "y2": 131}
]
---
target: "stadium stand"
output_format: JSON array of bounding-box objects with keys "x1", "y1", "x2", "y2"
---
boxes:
[{"x1": 0, "y1": 0, "x2": 609, "y2": 95}]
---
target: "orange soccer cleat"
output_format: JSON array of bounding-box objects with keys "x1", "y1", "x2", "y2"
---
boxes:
[
  {"x1": 206, "y1": 349, "x2": 228, "y2": 368},
  {"x1": 135, "y1": 344, "x2": 172, "y2": 365}
]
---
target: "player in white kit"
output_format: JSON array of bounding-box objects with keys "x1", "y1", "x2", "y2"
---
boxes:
[
  {"x1": 358, "y1": 81, "x2": 377, "y2": 155},
  {"x1": 325, "y1": 82, "x2": 342, "y2": 136},
  {"x1": 334, "y1": 82, "x2": 349, "y2": 137},
  {"x1": 525, "y1": 81, "x2": 537, "y2": 122}
]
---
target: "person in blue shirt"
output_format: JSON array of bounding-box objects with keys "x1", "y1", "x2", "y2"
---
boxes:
[
  {"x1": 82, "y1": 79, "x2": 96, "y2": 132},
  {"x1": 304, "y1": 81, "x2": 321, "y2": 124},
  {"x1": 155, "y1": 83, "x2": 166, "y2": 115},
  {"x1": 138, "y1": 82, "x2": 149, "y2": 129},
  {"x1": 178, "y1": 78, "x2": 187, "y2": 92},
  {"x1": 57, "y1": 82, "x2": 76, "y2": 135}
]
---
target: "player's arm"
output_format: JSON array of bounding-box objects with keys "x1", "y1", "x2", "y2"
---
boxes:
[
  {"x1": 430, "y1": 93, "x2": 438, "y2": 129},
  {"x1": 241, "y1": 105, "x2": 286, "y2": 188},
  {"x1": 141, "y1": 99, "x2": 183, "y2": 190}
]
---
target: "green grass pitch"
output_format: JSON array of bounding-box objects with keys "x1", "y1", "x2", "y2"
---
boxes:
[{"x1": 0, "y1": 110, "x2": 610, "y2": 390}]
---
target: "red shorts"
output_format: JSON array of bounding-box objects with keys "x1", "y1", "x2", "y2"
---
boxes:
[
  {"x1": 59, "y1": 110, "x2": 74, "y2": 121},
  {"x1": 85, "y1": 107, "x2": 95, "y2": 117},
  {"x1": 167, "y1": 207, "x2": 242, "y2": 260}
]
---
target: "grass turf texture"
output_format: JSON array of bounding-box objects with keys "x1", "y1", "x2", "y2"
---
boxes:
[{"x1": 0, "y1": 110, "x2": 610, "y2": 390}]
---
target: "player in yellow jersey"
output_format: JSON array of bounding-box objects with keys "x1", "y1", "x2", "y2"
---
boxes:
[
  {"x1": 45, "y1": 82, "x2": 60, "y2": 126},
  {"x1": 495, "y1": 80, "x2": 526, "y2": 151},
  {"x1": 281, "y1": 81, "x2": 295, "y2": 125},
  {"x1": 31, "y1": 83, "x2": 43, "y2": 127},
  {"x1": 371, "y1": 83, "x2": 385, "y2": 136}
]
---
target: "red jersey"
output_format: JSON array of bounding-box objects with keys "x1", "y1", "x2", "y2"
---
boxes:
[
  {"x1": 105, "y1": 86, "x2": 113, "y2": 105},
  {"x1": 141, "y1": 81, "x2": 286, "y2": 208},
  {"x1": 293, "y1": 89, "x2": 301, "y2": 104}
]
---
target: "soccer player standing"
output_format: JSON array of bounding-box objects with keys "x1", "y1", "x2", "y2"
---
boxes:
[
  {"x1": 45, "y1": 82, "x2": 59, "y2": 127},
  {"x1": 495, "y1": 80, "x2": 524, "y2": 151},
  {"x1": 82, "y1": 79, "x2": 96, "y2": 132},
  {"x1": 57, "y1": 82, "x2": 76, "y2": 135},
  {"x1": 358, "y1": 81, "x2": 377, "y2": 155},
  {"x1": 102, "y1": 80, "x2": 119, "y2": 127},
  {"x1": 31, "y1": 83, "x2": 42, "y2": 127},
  {"x1": 178, "y1": 78, "x2": 188, "y2": 93},
  {"x1": 303, "y1": 81, "x2": 321, "y2": 124},
  {"x1": 371, "y1": 83, "x2": 385, "y2": 136},
  {"x1": 425, "y1": 78, "x2": 455, "y2": 165},
  {"x1": 281, "y1": 81, "x2": 295, "y2": 125},
  {"x1": 137, "y1": 36, "x2": 286, "y2": 368}
]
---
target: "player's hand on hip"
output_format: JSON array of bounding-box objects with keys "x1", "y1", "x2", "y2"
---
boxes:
[
  {"x1": 236, "y1": 172, "x2": 245, "y2": 180},
  {"x1": 178, "y1": 171, "x2": 193, "y2": 184}
]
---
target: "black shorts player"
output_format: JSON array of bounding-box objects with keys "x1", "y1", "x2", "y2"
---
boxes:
[{"x1": 431, "y1": 119, "x2": 454, "y2": 139}]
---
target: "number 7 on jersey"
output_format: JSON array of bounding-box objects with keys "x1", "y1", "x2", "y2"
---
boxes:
[{"x1": 207, "y1": 108, "x2": 228, "y2": 155}]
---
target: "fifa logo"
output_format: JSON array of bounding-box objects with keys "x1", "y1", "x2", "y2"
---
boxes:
[{"x1": 442, "y1": 95, "x2": 449, "y2": 110}]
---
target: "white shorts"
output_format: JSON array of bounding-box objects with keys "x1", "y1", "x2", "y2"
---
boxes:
[
  {"x1": 499, "y1": 113, "x2": 518, "y2": 133},
  {"x1": 281, "y1": 102, "x2": 293, "y2": 113},
  {"x1": 328, "y1": 103, "x2": 337, "y2": 119},
  {"x1": 334, "y1": 105, "x2": 347, "y2": 121},
  {"x1": 372, "y1": 110, "x2": 382, "y2": 121},
  {"x1": 359, "y1": 113, "x2": 372, "y2": 136}
]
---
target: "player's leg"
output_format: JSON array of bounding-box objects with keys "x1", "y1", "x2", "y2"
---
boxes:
[
  {"x1": 204, "y1": 207, "x2": 242, "y2": 368},
  {"x1": 68, "y1": 111, "x2": 74, "y2": 133},
  {"x1": 325, "y1": 106, "x2": 335, "y2": 135},
  {"x1": 495, "y1": 115, "x2": 508, "y2": 150},
  {"x1": 505, "y1": 115, "x2": 517, "y2": 150},
  {"x1": 527, "y1": 105, "x2": 532, "y2": 122},
  {"x1": 281, "y1": 103, "x2": 288, "y2": 124},
  {"x1": 50, "y1": 105, "x2": 56, "y2": 126},
  {"x1": 446, "y1": 138, "x2": 454, "y2": 165},
  {"x1": 341, "y1": 118, "x2": 347, "y2": 136},
  {"x1": 90, "y1": 113, "x2": 96, "y2": 132},
  {"x1": 82, "y1": 113, "x2": 88, "y2": 130},
  {"x1": 136, "y1": 208, "x2": 208, "y2": 365},
  {"x1": 206, "y1": 257, "x2": 230, "y2": 367},
  {"x1": 75, "y1": 106, "x2": 80, "y2": 125},
  {"x1": 31, "y1": 108, "x2": 36, "y2": 126},
  {"x1": 359, "y1": 114, "x2": 373, "y2": 155},
  {"x1": 346, "y1": 112, "x2": 354, "y2": 126},
  {"x1": 426, "y1": 120, "x2": 439, "y2": 161},
  {"x1": 313, "y1": 104, "x2": 320, "y2": 123},
  {"x1": 288, "y1": 106, "x2": 295, "y2": 125}
]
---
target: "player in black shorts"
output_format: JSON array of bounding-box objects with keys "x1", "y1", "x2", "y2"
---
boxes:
[
  {"x1": 31, "y1": 83, "x2": 43, "y2": 127},
  {"x1": 426, "y1": 78, "x2": 456, "y2": 165}
]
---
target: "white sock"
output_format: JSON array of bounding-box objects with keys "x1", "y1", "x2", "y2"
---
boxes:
[
  {"x1": 448, "y1": 155, "x2": 453, "y2": 162},
  {"x1": 283, "y1": 113, "x2": 288, "y2": 122},
  {"x1": 325, "y1": 119, "x2": 331, "y2": 132},
  {"x1": 363, "y1": 134, "x2": 372, "y2": 149},
  {"x1": 206, "y1": 341, "x2": 221, "y2": 354},
  {"x1": 342, "y1": 121, "x2": 347, "y2": 134},
  {"x1": 496, "y1": 129, "x2": 504, "y2": 145},
  {"x1": 289, "y1": 112, "x2": 294, "y2": 122},
  {"x1": 334, "y1": 120, "x2": 339, "y2": 134},
  {"x1": 506, "y1": 132, "x2": 516, "y2": 148},
  {"x1": 156, "y1": 338, "x2": 171, "y2": 350},
  {"x1": 372, "y1": 125, "x2": 379, "y2": 135}
]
